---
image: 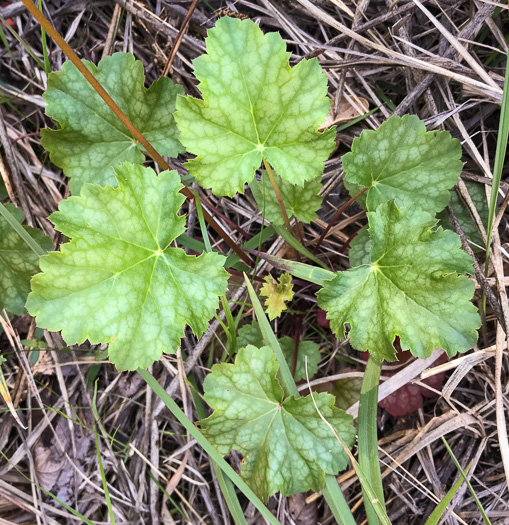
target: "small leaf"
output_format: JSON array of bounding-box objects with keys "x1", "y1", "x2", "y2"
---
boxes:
[
  {"x1": 343, "y1": 115, "x2": 462, "y2": 215},
  {"x1": 27, "y1": 163, "x2": 228, "y2": 371},
  {"x1": 175, "y1": 17, "x2": 335, "y2": 197},
  {"x1": 237, "y1": 321, "x2": 321, "y2": 381},
  {"x1": 318, "y1": 201, "x2": 480, "y2": 361},
  {"x1": 260, "y1": 273, "x2": 294, "y2": 320},
  {"x1": 199, "y1": 345, "x2": 356, "y2": 501},
  {"x1": 437, "y1": 182, "x2": 489, "y2": 248},
  {"x1": 0, "y1": 204, "x2": 52, "y2": 314},
  {"x1": 250, "y1": 171, "x2": 322, "y2": 225},
  {"x1": 42, "y1": 52, "x2": 184, "y2": 193}
]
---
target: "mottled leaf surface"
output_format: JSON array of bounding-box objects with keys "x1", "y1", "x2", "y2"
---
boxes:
[
  {"x1": 175, "y1": 17, "x2": 335, "y2": 196},
  {"x1": 250, "y1": 171, "x2": 322, "y2": 225},
  {"x1": 318, "y1": 201, "x2": 480, "y2": 361},
  {"x1": 42, "y1": 53, "x2": 184, "y2": 193},
  {"x1": 343, "y1": 115, "x2": 462, "y2": 214},
  {"x1": 237, "y1": 321, "x2": 320, "y2": 381},
  {"x1": 0, "y1": 205, "x2": 52, "y2": 315},
  {"x1": 27, "y1": 163, "x2": 228, "y2": 371},
  {"x1": 200, "y1": 345, "x2": 355, "y2": 500}
]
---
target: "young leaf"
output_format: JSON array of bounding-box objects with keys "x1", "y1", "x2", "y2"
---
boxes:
[
  {"x1": 343, "y1": 115, "x2": 462, "y2": 215},
  {"x1": 0, "y1": 204, "x2": 52, "y2": 315},
  {"x1": 318, "y1": 201, "x2": 480, "y2": 361},
  {"x1": 41, "y1": 53, "x2": 184, "y2": 194},
  {"x1": 250, "y1": 171, "x2": 322, "y2": 225},
  {"x1": 437, "y1": 182, "x2": 489, "y2": 248},
  {"x1": 237, "y1": 321, "x2": 321, "y2": 381},
  {"x1": 260, "y1": 273, "x2": 294, "y2": 319},
  {"x1": 175, "y1": 16, "x2": 335, "y2": 197},
  {"x1": 199, "y1": 345, "x2": 355, "y2": 501},
  {"x1": 27, "y1": 163, "x2": 228, "y2": 371}
]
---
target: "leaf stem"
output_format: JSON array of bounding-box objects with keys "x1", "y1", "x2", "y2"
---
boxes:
[
  {"x1": 262, "y1": 157, "x2": 293, "y2": 234},
  {"x1": 358, "y1": 355, "x2": 384, "y2": 524},
  {"x1": 314, "y1": 187, "x2": 368, "y2": 253}
]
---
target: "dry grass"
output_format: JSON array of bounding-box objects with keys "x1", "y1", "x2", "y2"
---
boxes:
[{"x1": 0, "y1": 0, "x2": 508, "y2": 523}]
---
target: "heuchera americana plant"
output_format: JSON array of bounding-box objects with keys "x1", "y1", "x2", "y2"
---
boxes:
[{"x1": 1, "y1": 14, "x2": 481, "y2": 509}]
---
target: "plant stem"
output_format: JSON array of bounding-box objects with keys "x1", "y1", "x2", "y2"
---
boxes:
[
  {"x1": 314, "y1": 186, "x2": 368, "y2": 253},
  {"x1": 358, "y1": 355, "x2": 384, "y2": 524},
  {"x1": 0, "y1": 202, "x2": 46, "y2": 257},
  {"x1": 262, "y1": 157, "x2": 293, "y2": 234}
]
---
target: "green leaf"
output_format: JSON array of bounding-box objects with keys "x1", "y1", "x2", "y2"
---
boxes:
[
  {"x1": 343, "y1": 115, "x2": 462, "y2": 214},
  {"x1": 41, "y1": 52, "x2": 184, "y2": 194},
  {"x1": 437, "y1": 182, "x2": 489, "y2": 248},
  {"x1": 0, "y1": 204, "x2": 52, "y2": 315},
  {"x1": 175, "y1": 17, "x2": 335, "y2": 197},
  {"x1": 237, "y1": 321, "x2": 321, "y2": 381},
  {"x1": 199, "y1": 345, "x2": 355, "y2": 501},
  {"x1": 250, "y1": 171, "x2": 322, "y2": 225},
  {"x1": 348, "y1": 225, "x2": 370, "y2": 267},
  {"x1": 27, "y1": 163, "x2": 228, "y2": 371},
  {"x1": 260, "y1": 272, "x2": 294, "y2": 320},
  {"x1": 318, "y1": 201, "x2": 480, "y2": 361}
]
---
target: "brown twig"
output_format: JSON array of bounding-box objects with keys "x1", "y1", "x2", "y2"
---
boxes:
[
  {"x1": 314, "y1": 187, "x2": 367, "y2": 253},
  {"x1": 162, "y1": 0, "x2": 200, "y2": 77}
]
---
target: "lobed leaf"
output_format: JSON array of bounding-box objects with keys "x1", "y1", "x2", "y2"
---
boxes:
[
  {"x1": 175, "y1": 16, "x2": 335, "y2": 197},
  {"x1": 250, "y1": 171, "x2": 322, "y2": 225},
  {"x1": 343, "y1": 115, "x2": 462, "y2": 215},
  {"x1": 237, "y1": 320, "x2": 321, "y2": 381},
  {"x1": 199, "y1": 345, "x2": 355, "y2": 501},
  {"x1": 260, "y1": 272, "x2": 295, "y2": 319},
  {"x1": 0, "y1": 204, "x2": 52, "y2": 315},
  {"x1": 42, "y1": 53, "x2": 184, "y2": 194},
  {"x1": 318, "y1": 201, "x2": 480, "y2": 361},
  {"x1": 27, "y1": 163, "x2": 228, "y2": 371}
]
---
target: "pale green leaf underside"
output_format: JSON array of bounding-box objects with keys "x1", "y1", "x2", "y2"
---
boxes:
[
  {"x1": 42, "y1": 52, "x2": 184, "y2": 194},
  {"x1": 437, "y1": 181, "x2": 488, "y2": 248},
  {"x1": 175, "y1": 16, "x2": 335, "y2": 197},
  {"x1": 236, "y1": 321, "x2": 320, "y2": 381},
  {"x1": 343, "y1": 115, "x2": 462, "y2": 215},
  {"x1": 200, "y1": 345, "x2": 355, "y2": 501},
  {"x1": 27, "y1": 163, "x2": 228, "y2": 371},
  {"x1": 318, "y1": 201, "x2": 480, "y2": 361},
  {"x1": 0, "y1": 204, "x2": 52, "y2": 315},
  {"x1": 250, "y1": 171, "x2": 322, "y2": 225}
]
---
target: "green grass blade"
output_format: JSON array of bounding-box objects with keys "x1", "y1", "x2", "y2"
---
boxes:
[
  {"x1": 485, "y1": 49, "x2": 509, "y2": 273},
  {"x1": 189, "y1": 374, "x2": 247, "y2": 524},
  {"x1": 92, "y1": 383, "x2": 116, "y2": 525},
  {"x1": 247, "y1": 251, "x2": 334, "y2": 285},
  {"x1": 244, "y1": 275, "x2": 359, "y2": 524},
  {"x1": 424, "y1": 463, "x2": 472, "y2": 525},
  {"x1": 213, "y1": 463, "x2": 248, "y2": 525},
  {"x1": 138, "y1": 368, "x2": 283, "y2": 525},
  {"x1": 273, "y1": 224, "x2": 329, "y2": 269},
  {"x1": 38, "y1": 0, "x2": 51, "y2": 74},
  {"x1": 243, "y1": 274, "x2": 298, "y2": 398},
  {"x1": 322, "y1": 476, "x2": 356, "y2": 525},
  {"x1": 0, "y1": 15, "x2": 45, "y2": 70},
  {"x1": 441, "y1": 438, "x2": 491, "y2": 524},
  {"x1": 0, "y1": 202, "x2": 46, "y2": 257},
  {"x1": 358, "y1": 356, "x2": 385, "y2": 524}
]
